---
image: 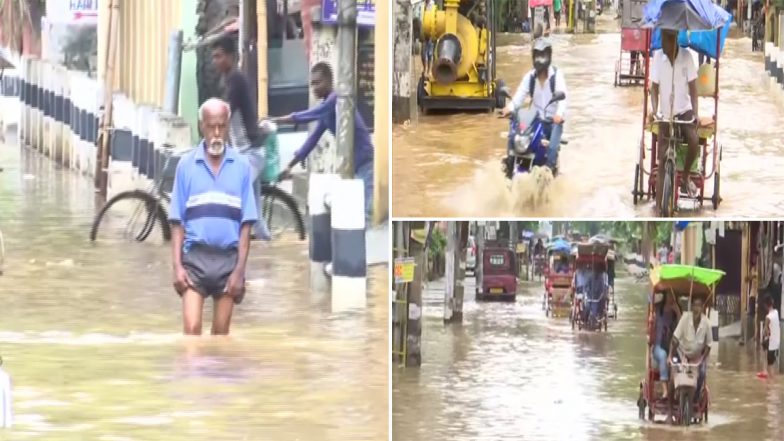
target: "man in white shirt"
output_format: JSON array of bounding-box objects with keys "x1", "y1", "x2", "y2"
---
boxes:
[
  {"x1": 648, "y1": 29, "x2": 700, "y2": 208},
  {"x1": 762, "y1": 295, "x2": 780, "y2": 379},
  {"x1": 501, "y1": 38, "x2": 567, "y2": 174},
  {"x1": 667, "y1": 295, "x2": 712, "y2": 423}
]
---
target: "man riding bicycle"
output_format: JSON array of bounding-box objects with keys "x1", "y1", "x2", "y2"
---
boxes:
[
  {"x1": 211, "y1": 36, "x2": 273, "y2": 240},
  {"x1": 648, "y1": 29, "x2": 700, "y2": 209},
  {"x1": 501, "y1": 38, "x2": 567, "y2": 176}
]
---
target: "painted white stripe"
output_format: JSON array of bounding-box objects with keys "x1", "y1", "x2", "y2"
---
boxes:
[
  {"x1": 331, "y1": 276, "x2": 366, "y2": 312},
  {"x1": 186, "y1": 191, "x2": 241, "y2": 209},
  {"x1": 331, "y1": 178, "x2": 365, "y2": 231},
  {"x1": 308, "y1": 173, "x2": 338, "y2": 216}
]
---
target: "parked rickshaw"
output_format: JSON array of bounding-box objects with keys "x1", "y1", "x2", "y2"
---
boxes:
[
  {"x1": 571, "y1": 241, "x2": 611, "y2": 331},
  {"x1": 614, "y1": 0, "x2": 647, "y2": 87},
  {"x1": 631, "y1": 0, "x2": 731, "y2": 217},
  {"x1": 638, "y1": 264, "x2": 725, "y2": 426},
  {"x1": 544, "y1": 239, "x2": 574, "y2": 317},
  {"x1": 477, "y1": 244, "x2": 518, "y2": 302}
]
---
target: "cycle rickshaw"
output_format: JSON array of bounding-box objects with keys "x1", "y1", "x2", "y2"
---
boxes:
[
  {"x1": 571, "y1": 240, "x2": 611, "y2": 331},
  {"x1": 638, "y1": 263, "x2": 725, "y2": 425},
  {"x1": 543, "y1": 238, "x2": 575, "y2": 317},
  {"x1": 630, "y1": 0, "x2": 731, "y2": 217}
]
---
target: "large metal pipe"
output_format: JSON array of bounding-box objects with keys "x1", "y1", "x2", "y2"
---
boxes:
[{"x1": 433, "y1": 34, "x2": 462, "y2": 84}]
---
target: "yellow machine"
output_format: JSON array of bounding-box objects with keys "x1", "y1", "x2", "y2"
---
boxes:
[{"x1": 419, "y1": 0, "x2": 506, "y2": 112}]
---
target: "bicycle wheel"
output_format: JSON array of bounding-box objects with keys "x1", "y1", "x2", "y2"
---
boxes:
[
  {"x1": 260, "y1": 185, "x2": 306, "y2": 240},
  {"x1": 89, "y1": 190, "x2": 171, "y2": 243}
]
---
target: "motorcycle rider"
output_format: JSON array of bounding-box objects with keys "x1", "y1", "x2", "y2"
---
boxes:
[{"x1": 501, "y1": 38, "x2": 567, "y2": 177}]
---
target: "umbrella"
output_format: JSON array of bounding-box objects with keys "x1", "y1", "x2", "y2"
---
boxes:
[{"x1": 643, "y1": 0, "x2": 731, "y2": 31}]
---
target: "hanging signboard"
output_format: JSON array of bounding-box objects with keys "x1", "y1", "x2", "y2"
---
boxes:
[{"x1": 321, "y1": 0, "x2": 376, "y2": 27}]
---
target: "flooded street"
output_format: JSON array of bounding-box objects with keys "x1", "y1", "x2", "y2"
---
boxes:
[
  {"x1": 393, "y1": 17, "x2": 784, "y2": 217},
  {"x1": 0, "y1": 137, "x2": 388, "y2": 440},
  {"x1": 392, "y1": 269, "x2": 784, "y2": 441}
]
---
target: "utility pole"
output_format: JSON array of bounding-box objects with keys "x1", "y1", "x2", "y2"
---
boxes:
[
  {"x1": 331, "y1": 0, "x2": 367, "y2": 311},
  {"x1": 393, "y1": 0, "x2": 414, "y2": 124},
  {"x1": 407, "y1": 221, "x2": 425, "y2": 366},
  {"x1": 336, "y1": 0, "x2": 357, "y2": 178},
  {"x1": 444, "y1": 222, "x2": 465, "y2": 323},
  {"x1": 477, "y1": 222, "x2": 485, "y2": 298}
]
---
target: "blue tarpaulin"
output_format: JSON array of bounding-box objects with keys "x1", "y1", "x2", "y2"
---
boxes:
[
  {"x1": 549, "y1": 239, "x2": 571, "y2": 253},
  {"x1": 643, "y1": 0, "x2": 731, "y2": 30},
  {"x1": 675, "y1": 221, "x2": 691, "y2": 231},
  {"x1": 650, "y1": 15, "x2": 732, "y2": 59}
]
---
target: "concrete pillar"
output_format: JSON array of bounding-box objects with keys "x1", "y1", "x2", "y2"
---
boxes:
[
  {"x1": 682, "y1": 223, "x2": 698, "y2": 266},
  {"x1": 392, "y1": 0, "x2": 414, "y2": 124},
  {"x1": 308, "y1": 173, "x2": 336, "y2": 295},
  {"x1": 444, "y1": 221, "x2": 465, "y2": 323},
  {"x1": 406, "y1": 225, "x2": 425, "y2": 366},
  {"x1": 741, "y1": 223, "x2": 750, "y2": 344},
  {"x1": 330, "y1": 178, "x2": 367, "y2": 312},
  {"x1": 308, "y1": 22, "x2": 339, "y2": 173},
  {"x1": 373, "y1": 0, "x2": 389, "y2": 224}
]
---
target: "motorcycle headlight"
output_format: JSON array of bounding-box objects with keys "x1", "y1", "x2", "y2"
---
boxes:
[{"x1": 514, "y1": 135, "x2": 530, "y2": 154}]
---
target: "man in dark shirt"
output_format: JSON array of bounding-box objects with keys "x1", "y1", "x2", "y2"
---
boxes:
[
  {"x1": 273, "y1": 62, "x2": 375, "y2": 223},
  {"x1": 211, "y1": 36, "x2": 270, "y2": 240}
]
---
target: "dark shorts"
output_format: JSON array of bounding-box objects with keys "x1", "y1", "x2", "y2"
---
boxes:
[
  {"x1": 768, "y1": 349, "x2": 779, "y2": 366},
  {"x1": 182, "y1": 244, "x2": 244, "y2": 304}
]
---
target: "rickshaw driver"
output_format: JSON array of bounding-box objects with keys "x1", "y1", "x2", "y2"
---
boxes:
[
  {"x1": 667, "y1": 296, "x2": 712, "y2": 423},
  {"x1": 586, "y1": 262, "x2": 608, "y2": 319},
  {"x1": 647, "y1": 28, "x2": 701, "y2": 207}
]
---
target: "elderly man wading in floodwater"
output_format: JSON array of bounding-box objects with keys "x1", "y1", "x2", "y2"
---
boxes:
[{"x1": 168, "y1": 98, "x2": 257, "y2": 335}]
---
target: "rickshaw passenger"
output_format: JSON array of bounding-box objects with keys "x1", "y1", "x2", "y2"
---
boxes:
[
  {"x1": 574, "y1": 263, "x2": 591, "y2": 293},
  {"x1": 669, "y1": 296, "x2": 712, "y2": 406},
  {"x1": 652, "y1": 293, "x2": 680, "y2": 398},
  {"x1": 555, "y1": 256, "x2": 570, "y2": 273},
  {"x1": 648, "y1": 29, "x2": 700, "y2": 205}
]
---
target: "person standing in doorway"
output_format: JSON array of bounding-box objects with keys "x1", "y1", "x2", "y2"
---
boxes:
[{"x1": 169, "y1": 98, "x2": 257, "y2": 335}]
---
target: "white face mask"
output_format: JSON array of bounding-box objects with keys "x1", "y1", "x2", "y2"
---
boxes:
[
  {"x1": 206, "y1": 139, "x2": 226, "y2": 157},
  {"x1": 534, "y1": 55, "x2": 549, "y2": 66}
]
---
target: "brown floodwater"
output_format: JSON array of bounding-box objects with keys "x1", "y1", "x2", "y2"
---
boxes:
[
  {"x1": 0, "y1": 135, "x2": 388, "y2": 441},
  {"x1": 392, "y1": 267, "x2": 784, "y2": 441},
  {"x1": 393, "y1": 16, "x2": 784, "y2": 217}
]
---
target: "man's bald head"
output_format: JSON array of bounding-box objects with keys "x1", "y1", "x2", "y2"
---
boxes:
[{"x1": 199, "y1": 98, "x2": 231, "y2": 157}]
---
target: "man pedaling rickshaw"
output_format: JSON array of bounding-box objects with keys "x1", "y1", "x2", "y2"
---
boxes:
[
  {"x1": 647, "y1": 29, "x2": 702, "y2": 208},
  {"x1": 666, "y1": 295, "x2": 711, "y2": 424}
]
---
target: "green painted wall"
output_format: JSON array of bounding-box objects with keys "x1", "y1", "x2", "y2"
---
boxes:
[{"x1": 179, "y1": 0, "x2": 199, "y2": 143}]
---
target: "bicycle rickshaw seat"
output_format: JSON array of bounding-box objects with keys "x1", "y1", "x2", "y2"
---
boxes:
[{"x1": 645, "y1": 121, "x2": 715, "y2": 140}]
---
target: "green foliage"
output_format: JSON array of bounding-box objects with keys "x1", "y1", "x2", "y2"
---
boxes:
[
  {"x1": 655, "y1": 222, "x2": 673, "y2": 247},
  {"x1": 429, "y1": 228, "x2": 447, "y2": 260}
]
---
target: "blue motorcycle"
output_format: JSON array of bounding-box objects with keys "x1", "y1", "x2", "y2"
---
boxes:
[{"x1": 502, "y1": 91, "x2": 568, "y2": 180}]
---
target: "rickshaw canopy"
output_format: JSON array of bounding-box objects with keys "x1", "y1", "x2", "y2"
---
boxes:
[
  {"x1": 642, "y1": 0, "x2": 732, "y2": 31},
  {"x1": 650, "y1": 16, "x2": 732, "y2": 59},
  {"x1": 548, "y1": 238, "x2": 572, "y2": 254},
  {"x1": 650, "y1": 264, "x2": 725, "y2": 299}
]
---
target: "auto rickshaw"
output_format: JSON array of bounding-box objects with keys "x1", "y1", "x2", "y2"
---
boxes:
[
  {"x1": 544, "y1": 239, "x2": 574, "y2": 317},
  {"x1": 571, "y1": 241, "x2": 610, "y2": 331},
  {"x1": 477, "y1": 244, "x2": 518, "y2": 302},
  {"x1": 638, "y1": 264, "x2": 725, "y2": 426}
]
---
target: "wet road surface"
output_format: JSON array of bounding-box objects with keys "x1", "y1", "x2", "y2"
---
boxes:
[
  {"x1": 0, "y1": 137, "x2": 388, "y2": 441},
  {"x1": 393, "y1": 17, "x2": 784, "y2": 217},
  {"x1": 392, "y1": 268, "x2": 784, "y2": 441}
]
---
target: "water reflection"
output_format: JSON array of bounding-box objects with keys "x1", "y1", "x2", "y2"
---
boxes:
[
  {"x1": 0, "y1": 140, "x2": 387, "y2": 440},
  {"x1": 393, "y1": 271, "x2": 784, "y2": 441},
  {"x1": 393, "y1": 17, "x2": 784, "y2": 217}
]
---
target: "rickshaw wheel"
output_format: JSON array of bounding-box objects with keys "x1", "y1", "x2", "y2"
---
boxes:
[
  {"x1": 712, "y1": 170, "x2": 720, "y2": 210},
  {"x1": 679, "y1": 391, "x2": 691, "y2": 426},
  {"x1": 632, "y1": 164, "x2": 641, "y2": 205}
]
